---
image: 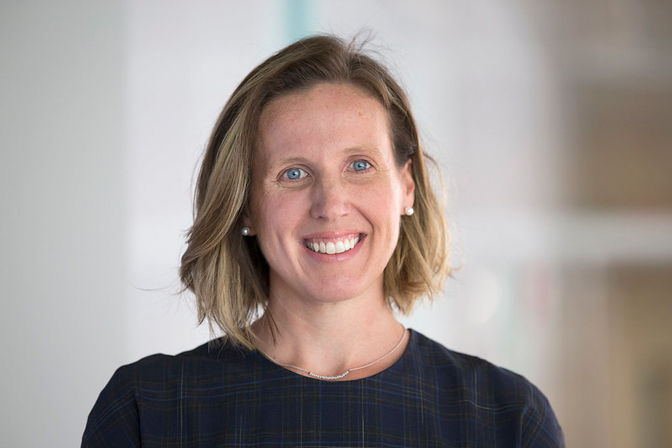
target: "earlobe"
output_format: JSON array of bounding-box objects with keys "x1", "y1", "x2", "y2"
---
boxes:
[{"x1": 241, "y1": 214, "x2": 256, "y2": 236}]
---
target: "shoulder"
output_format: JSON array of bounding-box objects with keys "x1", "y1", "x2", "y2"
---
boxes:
[
  {"x1": 108, "y1": 339, "x2": 244, "y2": 378},
  {"x1": 409, "y1": 329, "x2": 548, "y2": 400},
  {"x1": 91, "y1": 340, "x2": 245, "y2": 396},
  {"x1": 81, "y1": 339, "x2": 247, "y2": 447},
  {"x1": 408, "y1": 330, "x2": 565, "y2": 447}
]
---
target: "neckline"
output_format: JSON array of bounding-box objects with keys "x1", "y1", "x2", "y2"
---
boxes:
[{"x1": 254, "y1": 328, "x2": 417, "y2": 382}]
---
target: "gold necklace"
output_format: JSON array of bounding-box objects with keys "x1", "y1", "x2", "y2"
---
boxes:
[{"x1": 258, "y1": 326, "x2": 407, "y2": 381}]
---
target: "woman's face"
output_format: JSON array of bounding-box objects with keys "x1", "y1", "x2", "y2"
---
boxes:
[{"x1": 246, "y1": 83, "x2": 414, "y2": 305}]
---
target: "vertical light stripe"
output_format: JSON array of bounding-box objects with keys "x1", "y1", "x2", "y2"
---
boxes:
[{"x1": 284, "y1": 0, "x2": 312, "y2": 44}]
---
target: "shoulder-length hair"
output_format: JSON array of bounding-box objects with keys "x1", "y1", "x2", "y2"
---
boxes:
[{"x1": 180, "y1": 34, "x2": 449, "y2": 349}]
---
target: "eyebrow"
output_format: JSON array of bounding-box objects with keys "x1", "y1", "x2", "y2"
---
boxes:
[{"x1": 343, "y1": 145, "x2": 384, "y2": 158}]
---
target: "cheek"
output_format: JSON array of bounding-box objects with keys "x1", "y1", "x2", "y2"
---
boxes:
[
  {"x1": 360, "y1": 184, "x2": 403, "y2": 232},
  {"x1": 366, "y1": 178, "x2": 404, "y2": 211},
  {"x1": 254, "y1": 192, "x2": 303, "y2": 241}
]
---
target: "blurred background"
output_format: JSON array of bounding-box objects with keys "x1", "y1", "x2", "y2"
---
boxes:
[{"x1": 2, "y1": 0, "x2": 671, "y2": 446}]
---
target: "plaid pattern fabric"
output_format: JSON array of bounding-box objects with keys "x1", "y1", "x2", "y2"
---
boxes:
[{"x1": 82, "y1": 330, "x2": 564, "y2": 447}]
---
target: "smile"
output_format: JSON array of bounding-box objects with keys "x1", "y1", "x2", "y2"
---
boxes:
[{"x1": 304, "y1": 235, "x2": 361, "y2": 255}]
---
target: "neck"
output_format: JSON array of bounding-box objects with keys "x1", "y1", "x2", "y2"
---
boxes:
[{"x1": 252, "y1": 290, "x2": 407, "y2": 380}]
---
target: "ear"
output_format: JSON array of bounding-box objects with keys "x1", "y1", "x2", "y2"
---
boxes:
[{"x1": 399, "y1": 159, "x2": 415, "y2": 210}]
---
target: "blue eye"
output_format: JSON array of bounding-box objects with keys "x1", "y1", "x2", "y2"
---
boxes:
[
  {"x1": 352, "y1": 160, "x2": 371, "y2": 172},
  {"x1": 283, "y1": 168, "x2": 307, "y2": 180}
]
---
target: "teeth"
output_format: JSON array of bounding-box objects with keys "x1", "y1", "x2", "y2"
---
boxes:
[{"x1": 306, "y1": 235, "x2": 360, "y2": 255}]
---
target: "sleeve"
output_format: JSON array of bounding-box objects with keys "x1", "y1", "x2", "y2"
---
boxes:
[
  {"x1": 520, "y1": 381, "x2": 566, "y2": 448},
  {"x1": 81, "y1": 366, "x2": 141, "y2": 448}
]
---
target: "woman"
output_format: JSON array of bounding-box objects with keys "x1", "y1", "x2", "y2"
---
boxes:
[{"x1": 83, "y1": 35, "x2": 564, "y2": 447}]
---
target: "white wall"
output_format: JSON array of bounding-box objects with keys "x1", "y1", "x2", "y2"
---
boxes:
[{"x1": 0, "y1": 1, "x2": 125, "y2": 446}]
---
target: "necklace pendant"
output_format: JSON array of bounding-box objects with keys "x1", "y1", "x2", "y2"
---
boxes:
[{"x1": 309, "y1": 369, "x2": 350, "y2": 380}]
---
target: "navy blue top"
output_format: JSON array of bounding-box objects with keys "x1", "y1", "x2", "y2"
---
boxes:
[{"x1": 82, "y1": 330, "x2": 564, "y2": 447}]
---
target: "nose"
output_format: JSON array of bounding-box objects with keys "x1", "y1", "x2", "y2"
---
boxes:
[{"x1": 310, "y1": 176, "x2": 350, "y2": 221}]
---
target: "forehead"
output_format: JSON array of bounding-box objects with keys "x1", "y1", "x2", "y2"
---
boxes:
[{"x1": 257, "y1": 83, "x2": 391, "y2": 158}]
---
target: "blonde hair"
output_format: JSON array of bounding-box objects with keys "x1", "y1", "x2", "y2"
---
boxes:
[{"x1": 180, "y1": 35, "x2": 449, "y2": 349}]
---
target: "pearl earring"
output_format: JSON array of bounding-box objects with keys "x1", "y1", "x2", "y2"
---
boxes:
[
  {"x1": 404, "y1": 206, "x2": 414, "y2": 216},
  {"x1": 241, "y1": 227, "x2": 250, "y2": 236}
]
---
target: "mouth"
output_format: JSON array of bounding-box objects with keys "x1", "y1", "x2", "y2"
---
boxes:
[{"x1": 304, "y1": 234, "x2": 361, "y2": 255}]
